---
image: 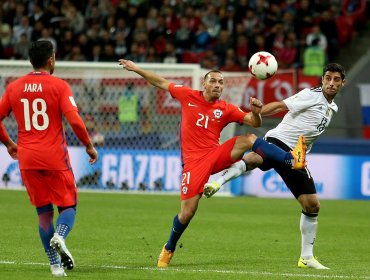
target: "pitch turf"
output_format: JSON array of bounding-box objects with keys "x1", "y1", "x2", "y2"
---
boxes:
[{"x1": 0, "y1": 189, "x2": 369, "y2": 280}]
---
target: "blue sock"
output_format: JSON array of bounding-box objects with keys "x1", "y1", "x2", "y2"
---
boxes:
[
  {"x1": 56, "y1": 206, "x2": 76, "y2": 239},
  {"x1": 37, "y1": 204, "x2": 59, "y2": 265},
  {"x1": 252, "y1": 138, "x2": 293, "y2": 166},
  {"x1": 165, "y1": 215, "x2": 189, "y2": 252}
]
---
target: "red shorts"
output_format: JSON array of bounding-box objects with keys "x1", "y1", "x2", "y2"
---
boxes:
[
  {"x1": 180, "y1": 137, "x2": 241, "y2": 200},
  {"x1": 21, "y1": 169, "x2": 77, "y2": 208}
]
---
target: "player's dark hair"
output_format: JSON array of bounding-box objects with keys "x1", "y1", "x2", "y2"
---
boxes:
[
  {"x1": 29, "y1": 40, "x2": 54, "y2": 68},
  {"x1": 323, "y1": 63, "x2": 346, "y2": 80},
  {"x1": 204, "y1": 70, "x2": 223, "y2": 81}
]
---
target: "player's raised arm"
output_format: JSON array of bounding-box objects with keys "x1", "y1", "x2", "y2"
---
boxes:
[
  {"x1": 0, "y1": 121, "x2": 17, "y2": 159},
  {"x1": 118, "y1": 59, "x2": 171, "y2": 91},
  {"x1": 261, "y1": 100, "x2": 288, "y2": 117},
  {"x1": 243, "y1": 97, "x2": 262, "y2": 128},
  {"x1": 64, "y1": 111, "x2": 98, "y2": 164}
]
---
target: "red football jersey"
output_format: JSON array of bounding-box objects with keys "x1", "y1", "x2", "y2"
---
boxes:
[
  {"x1": 168, "y1": 83, "x2": 247, "y2": 164},
  {"x1": 0, "y1": 72, "x2": 78, "y2": 170}
]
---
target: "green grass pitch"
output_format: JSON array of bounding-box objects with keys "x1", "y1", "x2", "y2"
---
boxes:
[{"x1": 1, "y1": 189, "x2": 370, "y2": 280}]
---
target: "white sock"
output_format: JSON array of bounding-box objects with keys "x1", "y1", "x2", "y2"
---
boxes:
[
  {"x1": 300, "y1": 212, "x2": 318, "y2": 259},
  {"x1": 215, "y1": 160, "x2": 246, "y2": 186}
]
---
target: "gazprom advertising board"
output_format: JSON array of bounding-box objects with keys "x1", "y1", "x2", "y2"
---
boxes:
[{"x1": 1, "y1": 147, "x2": 370, "y2": 200}]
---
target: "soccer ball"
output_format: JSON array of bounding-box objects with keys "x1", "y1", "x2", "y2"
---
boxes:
[{"x1": 248, "y1": 51, "x2": 278, "y2": 80}]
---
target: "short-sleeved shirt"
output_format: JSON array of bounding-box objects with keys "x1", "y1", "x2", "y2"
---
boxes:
[
  {"x1": 265, "y1": 87, "x2": 338, "y2": 152},
  {"x1": 168, "y1": 83, "x2": 247, "y2": 164},
  {"x1": 0, "y1": 71, "x2": 78, "y2": 170}
]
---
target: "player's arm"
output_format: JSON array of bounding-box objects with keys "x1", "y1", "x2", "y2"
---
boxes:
[
  {"x1": 261, "y1": 101, "x2": 288, "y2": 116},
  {"x1": 0, "y1": 121, "x2": 18, "y2": 159},
  {"x1": 243, "y1": 97, "x2": 262, "y2": 127},
  {"x1": 64, "y1": 111, "x2": 98, "y2": 164},
  {"x1": 118, "y1": 59, "x2": 170, "y2": 91}
]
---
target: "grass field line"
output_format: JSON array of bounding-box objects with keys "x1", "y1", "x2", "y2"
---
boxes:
[{"x1": 1, "y1": 260, "x2": 370, "y2": 279}]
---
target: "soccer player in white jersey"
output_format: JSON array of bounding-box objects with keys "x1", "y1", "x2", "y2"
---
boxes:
[{"x1": 204, "y1": 63, "x2": 346, "y2": 269}]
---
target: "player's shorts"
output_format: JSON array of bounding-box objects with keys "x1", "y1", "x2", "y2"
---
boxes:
[
  {"x1": 259, "y1": 137, "x2": 316, "y2": 198},
  {"x1": 180, "y1": 136, "x2": 241, "y2": 200},
  {"x1": 21, "y1": 169, "x2": 77, "y2": 208}
]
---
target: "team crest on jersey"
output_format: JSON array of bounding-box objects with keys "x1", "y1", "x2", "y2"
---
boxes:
[
  {"x1": 213, "y1": 109, "x2": 223, "y2": 119},
  {"x1": 182, "y1": 186, "x2": 188, "y2": 194}
]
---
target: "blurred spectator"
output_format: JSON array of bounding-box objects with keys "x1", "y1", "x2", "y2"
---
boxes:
[
  {"x1": 29, "y1": 3, "x2": 48, "y2": 27},
  {"x1": 64, "y1": 45, "x2": 87, "y2": 61},
  {"x1": 303, "y1": 38, "x2": 326, "y2": 76},
  {"x1": 66, "y1": 5, "x2": 85, "y2": 35},
  {"x1": 319, "y1": 9, "x2": 338, "y2": 61},
  {"x1": 13, "y1": 33, "x2": 31, "y2": 60},
  {"x1": 306, "y1": 24, "x2": 328, "y2": 52},
  {"x1": 101, "y1": 44, "x2": 117, "y2": 62},
  {"x1": 12, "y1": 16, "x2": 32, "y2": 44},
  {"x1": 242, "y1": 9, "x2": 261, "y2": 38},
  {"x1": 174, "y1": 17, "x2": 193, "y2": 51},
  {"x1": 115, "y1": 32, "x2": 128, "y2": 57},
  {"x1": 145, "y1": 46, "x2": 161, "y2": 63},
  {"x1": 30, "y1": 20, "x2": 44, "y2": 42},
  {"x1": 202, "y1": 4, "x2": 221, "y2": 39},
  {"x1": 213, "y1": 30, "x2": 233, "y2": 67},
  {"x1": 249, "y1": 34, "x2": 268, "y2": 58},
  {"x1": 0, "y1": 17, "x2": 12, "y2": 48},
  {"x1": 88, "y1": 44, "x2": 103, "y2": 62},
  {"x1": 38, "y1": 28, "x2": 57, "y2": 53},
  {"x1": 295, "y1": 0, "x2": 316, "y2": 36},
  {"x1": 220, "y1": 5, "x2": 237, "y2": 35},
  {"x1": 276, "y1": 37, "x2": 299, "y2": 69},
  {"x1": 220, "y1": 48, "x2": 241, "y2": 72},
  {"x1": 194, "y1": 22, "x2": 211, "y2": 50},
  {"x1": 235, "y1": 35, "x2": 249, "y2": 69},
  {"x1": 162, "y1": 42, "x2": 178, "y2": 64}
]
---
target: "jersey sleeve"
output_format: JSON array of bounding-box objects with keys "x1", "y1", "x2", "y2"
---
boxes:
[
  {"x1": 226, "y1": 103, "x2": 248, "y2": 124},
  {"x1": 168, "y1": 83, "x2": 193, "y2": 103},
  {"x1": 0, "y1": 90, "x2": 12, "y2": 120},
  {"x1": 59, "y1": 80, "x2": 79, "y2": 114},
  {"x1": 283, "y1": 88, "x2": 317, "y2": 113}
]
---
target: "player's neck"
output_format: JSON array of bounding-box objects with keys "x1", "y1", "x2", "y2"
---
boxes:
[{"x1": 33, "y1": 67, "x2": 51, "y2": 74}]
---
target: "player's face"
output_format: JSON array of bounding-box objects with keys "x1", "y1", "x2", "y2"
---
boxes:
[
  {"x1": 203, "y1": 72, "x2": 224, "y2": 101},
  {"x1": 321, "y1": 71, "x2": 345, "y2": 102}
]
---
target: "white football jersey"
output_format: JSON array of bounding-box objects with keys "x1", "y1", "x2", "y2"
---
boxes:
[{"x1": 265, "y1": 87, "x2": 338, "y2": 153}]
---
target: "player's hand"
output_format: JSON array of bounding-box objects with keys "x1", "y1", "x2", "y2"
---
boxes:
[
  {"x1": 7, "y1": 142, "x2": 18, "y2": 160},
  {"x1": 249, "y1": 97, "x2": 263, "y2": 114},
  {"x1": 86, "y1": 144, "x2": 98, "y2": 164},
  {"x1": 118, "y1": 59, "x2": 138, "y2": 72}
]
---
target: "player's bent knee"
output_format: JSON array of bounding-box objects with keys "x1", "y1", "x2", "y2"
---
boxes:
[{"x1": 237, "y1": 133, "x2": 257, "y2": 150}]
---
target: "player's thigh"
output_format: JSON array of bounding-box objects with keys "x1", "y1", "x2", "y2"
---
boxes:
[
  {"x1": 275, "y1": 165, "x2": 316, "y2": 199},
  {"x1": 181, "y1": 161, "x2": 213, "y2": 200},
  {"x1": 48, "y1": 170, "x2": 78, "y2": 207},
  {"x1": 21, "y1": 170, "x2": 51, "y2": 207}
]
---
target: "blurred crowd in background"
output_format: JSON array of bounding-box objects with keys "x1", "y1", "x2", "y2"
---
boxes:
[{"x1": 0, "y1": 0, "x2": 367, "y2": 71}]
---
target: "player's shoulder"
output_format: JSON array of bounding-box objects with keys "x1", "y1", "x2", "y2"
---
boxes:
[{"x1": 305, "y1": 86, "x2": 322, "y2": 94}]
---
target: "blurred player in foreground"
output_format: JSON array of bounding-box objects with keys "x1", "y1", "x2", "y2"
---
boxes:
[
  {"x1": 204, "y1": 63, "x2": 346, "y2": 270},
  {"x1": 0, "y1": 40, "x2": 98, "y2": 277},
  {"x1": 119, "y1": 58, "x2": 306, "y2": 268}
]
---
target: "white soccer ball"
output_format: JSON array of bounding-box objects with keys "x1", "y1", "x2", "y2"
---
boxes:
[{"x1": 248, "y1": 51, "x2": 278, "y2": 80}]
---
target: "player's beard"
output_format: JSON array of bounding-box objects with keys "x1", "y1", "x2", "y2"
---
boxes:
[{"x1": 50, "y1": 67, "x2": 54, "y2": 75}]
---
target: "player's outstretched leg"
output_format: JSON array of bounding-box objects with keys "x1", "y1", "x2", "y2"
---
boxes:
[
  {"x1": 298, "y1": 257, "x2": 329, "y2": 269},
  {"x1": 50, "y1": 233, "x2": 75, "y2": 270},
  {"x1": 157, "y1": 243, "x2": 175, "y2": 268},
  {"x1": 290, "y1": 135, "x2": 307, "y2": 169}
]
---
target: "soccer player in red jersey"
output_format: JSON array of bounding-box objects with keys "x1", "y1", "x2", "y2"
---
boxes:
[
  {"x1": 118, "y1": 59, "x2": 306, "y2": 268},
  {"x1": 0, "y1": 40, "x2": 98, "y2": 277}
]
